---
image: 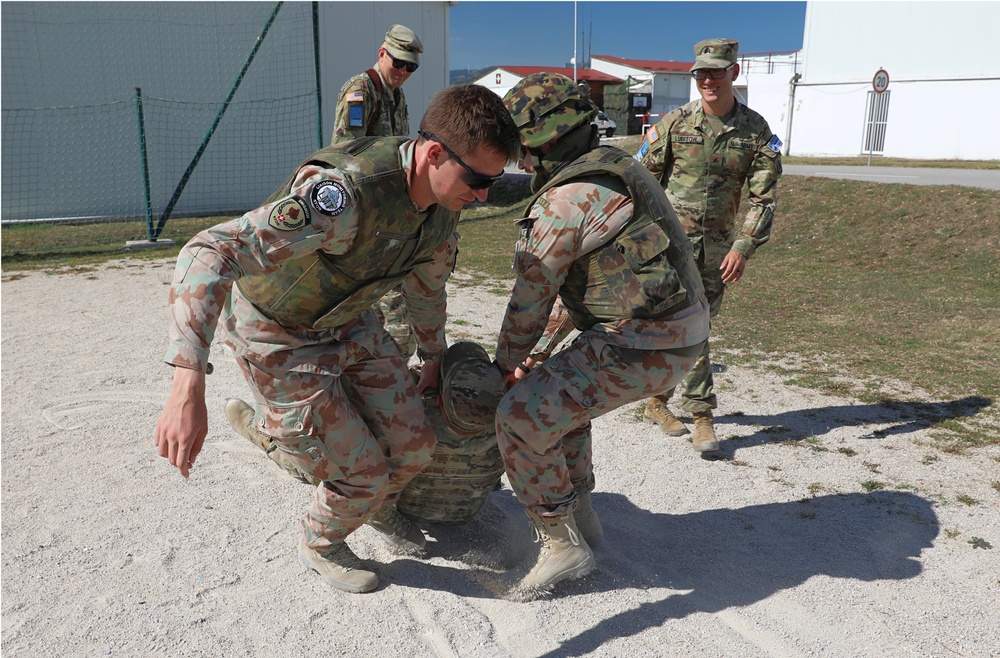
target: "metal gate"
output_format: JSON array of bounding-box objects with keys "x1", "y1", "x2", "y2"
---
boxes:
[{"x1": 862, "y1": 89, "x2": 891, "y2": 155}]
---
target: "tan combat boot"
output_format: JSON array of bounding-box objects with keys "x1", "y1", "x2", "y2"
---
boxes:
[
  {"x1": 225, "y1": 399, "x2": 313, "y2": 484},
  {"x1": 574, "y1": 492, "x2": 604, "y2": 548},
  {"x1": 298, "y1": 536, "x2": 378, "y2": 593},
  {"x1": 225, "y1": 398, "x2": 274, "y2": 453},
  {"x1": 691, "y1": 410, "x2": 720, "y2": 453},
  {"x1": 521, "y1": 511, "x2": 595, "y2": 590},
  {"x1": 367, "y1": 502, "x2": 427, "y2": 556},
  {"x1": 643, "y1": 397, "x2": 689, "y2": 437}
]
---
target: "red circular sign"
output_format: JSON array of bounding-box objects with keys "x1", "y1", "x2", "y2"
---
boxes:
[{"x1": 873, "y1": 69, "x2": 890, "y2": 93}]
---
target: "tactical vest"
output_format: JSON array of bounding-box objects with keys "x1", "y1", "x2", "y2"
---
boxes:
[
  {"x1": 237, "y1": 137, "x2": 460, "y2": 330},
  {"x1": 525, "y1": 146, "x2": 704, "y2": 328}
]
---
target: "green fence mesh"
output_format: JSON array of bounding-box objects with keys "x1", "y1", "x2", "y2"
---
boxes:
[{"x1": 1, "y1": 1, "x2": 321, "y2": 257}]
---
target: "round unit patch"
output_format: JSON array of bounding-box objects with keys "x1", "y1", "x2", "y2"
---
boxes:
[
  {"x1": 310, "y1": 180, "x2": 349, "y2": 216},
  {"x1": 267, "y1": 196, "x2": 310, "y2": 232}
]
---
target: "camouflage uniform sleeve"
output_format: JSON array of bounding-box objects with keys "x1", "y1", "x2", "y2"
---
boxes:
[
  {"x1": 637, "y1": 114, "x2": 676, "y2": 181},
  {"x1": 164, "y1": 165, "x2": 360, "y2": 370},
  {"x1": 401, "y1": 230, "x2": 459, "y2": 361},
  {"x1": 732, "y1": 125, "x2": 782, "y2": 258},
  {"x1": 528, "y1": 295, "x2": 576, "y2": 361},
  {"x1": 331, "y1": 75, "x2": 374, "y2": 145},
  {"x1": 495, "y1": 181, "x2": 630, "y2": 371}
]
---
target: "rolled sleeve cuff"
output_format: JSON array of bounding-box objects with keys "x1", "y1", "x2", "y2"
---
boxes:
[{"x1": 164, "y1": 343, "x2": 210, "y2": 372}]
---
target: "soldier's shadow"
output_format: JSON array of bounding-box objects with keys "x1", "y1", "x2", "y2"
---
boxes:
[
  {"x1": 711, "y1": 394, "x2": 991, "y2": 456},
  {"x1": 387, "y1": 488, "x2": 938, "y2": 654}
]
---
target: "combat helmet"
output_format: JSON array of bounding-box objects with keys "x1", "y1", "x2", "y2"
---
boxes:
[
  {"x1": 439, "y1": 342, "x2": 506, "y2": 435},
  {"x1": 502, "y1": 72, "x2": 598, "y2": 148}
]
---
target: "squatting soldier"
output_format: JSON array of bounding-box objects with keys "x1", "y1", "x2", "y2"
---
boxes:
[
  {"x1": 331, "y1": 23, "x2": 425, "y2": 361},
  {"x1": 155, "y1": 85, "x2": 520, "y2": 594},
  {"x1": 639, "y1": 38, "x2": 782, "y2": 452},
  {"x1": 232, "y1": 341, "x2": 509, "y2": 527},
  {"x1": 495, "y1": 73, "x2": 710, "y2": 592}
]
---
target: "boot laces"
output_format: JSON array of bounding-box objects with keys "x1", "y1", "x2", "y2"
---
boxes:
[
  {"x1": 373, "y1": 504, "x2": 410, "y2": 537},
  {"x1": 318, "y1": 542, "x2": 363, "y2": 571}
]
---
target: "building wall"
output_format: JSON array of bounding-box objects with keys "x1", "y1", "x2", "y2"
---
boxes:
[
  {"x1": 0, "y1": 1, "x2": 449, "y2": 222},
  {"x1": 473, "y1": 68, "x2": 526, "y2": 98},
  {"x1": 788, "y1": 1, "x2": 1000, "y2": 159}
]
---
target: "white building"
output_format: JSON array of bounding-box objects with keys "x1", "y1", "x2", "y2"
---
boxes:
[
  {"x1": 1, "y1": 1, "x2": 450, "y2": 222},
  {"x1": 782, "y1": 1, "x2": 1000, "y2": 160},
  {"x1": 590, "y1": 55, "x2": 693, "y2": 125},
  {"x1": 473, "y1": 66, "x2": 622, "y2": 106}
]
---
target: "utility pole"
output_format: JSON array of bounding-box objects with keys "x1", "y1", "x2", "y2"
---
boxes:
[{"x1": 573, "y1": 0, "x2": 578, "y2": 83}]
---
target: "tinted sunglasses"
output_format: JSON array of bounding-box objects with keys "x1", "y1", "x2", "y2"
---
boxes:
[
  {"x1": 691, "y1": 64, "x2": 734, "y2": 80},
  {"x1": 386, "y1": 51, "x2": 418, "y2": 73},
  {"x1": 419, "y1": 130, "x2": 505, "y2": 190}
]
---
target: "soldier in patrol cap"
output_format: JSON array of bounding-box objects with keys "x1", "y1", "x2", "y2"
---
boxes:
[
  {"x1": 637, "y1": 38, "x2": 782, "y2": 453},
  {"x1": 332, "y1": 24, "x2": 426, "y2": 362},
  {"x1": 155, "y1": 85, "x2": 520, "y2": 594},
  {"x1": 332, "y1": 24, "x2": 422, "y2": 145},
  {"x1": 495, "y1": 72, "x2": 710, "y2": 593}
]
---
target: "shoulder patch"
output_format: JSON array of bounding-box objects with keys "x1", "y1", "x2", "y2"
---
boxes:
[
  {"x1": 767, "y1": 135, "x2": 783, "y2": 152},
  {"x1": 268, "y1": 196, "x2": 310, "y2": 231},
  {"x1": 310, "y1": 180, "x2": 349, "y2": 216},
  {"x1": 637, "y1": 137, "x2": 651, "y2": 159}
]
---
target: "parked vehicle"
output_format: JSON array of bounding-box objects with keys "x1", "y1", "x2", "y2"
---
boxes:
[{"x1": 593, "y1": 111, "x2": 617, "y2": 137}]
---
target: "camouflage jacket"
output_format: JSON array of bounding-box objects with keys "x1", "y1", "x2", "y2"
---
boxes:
[
  {"x1": 164, "y1": 139, "x2": 456, "y2": 374},
  {"x1": 494, "y1": 147, "x2": 710, "y2": 372},
  {"x1": 330, "y1": 65, "x2": 409, "y2": 145},
  {"x1": 638, "y1": 99, "x2": 781, "y2": 262}
]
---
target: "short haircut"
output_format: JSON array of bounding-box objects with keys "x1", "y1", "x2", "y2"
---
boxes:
[{"x1": 419, "y1": 85, "x2": 521, "y2": 163}]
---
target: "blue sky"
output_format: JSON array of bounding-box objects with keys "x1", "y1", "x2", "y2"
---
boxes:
[{"x1": 450, "y1": 1, "x2": 807, "y2": 71}]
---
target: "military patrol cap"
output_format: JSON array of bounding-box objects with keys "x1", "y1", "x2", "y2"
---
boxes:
[
  {"x1": 502, "y1": 72, "x2": 598, "y2": 148},
  {"x1": 691, "y1": 38, "x2": 739, "y2": 72},
  {"x1": 439, "y1": 342, "x2": 506, "y2": 435},
  {"x1": 383, "y1": 24, "x2": 423, "y2": 65}
]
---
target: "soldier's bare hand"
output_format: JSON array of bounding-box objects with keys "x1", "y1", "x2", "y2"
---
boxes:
[
  {"x1": 155, "y1": 366, "x2": 208, "y2": 479},
  {"x1": 720, "y1": 250, "x2": 747, "y2": 284}
]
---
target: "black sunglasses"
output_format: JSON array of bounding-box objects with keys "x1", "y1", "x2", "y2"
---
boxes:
[
  {"x1": 419, "y1": 130, "x2": 505, "y2": 190},
  {"x1": 385, "y1": 51, "x2": 418, "y2": 73},
  {"x1": 691, "y1": 64, "x2": 734, "y2": 81}
]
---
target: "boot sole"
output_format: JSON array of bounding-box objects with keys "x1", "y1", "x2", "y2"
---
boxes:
[
  {"x1": 298, "y1": 551, "x2": 379, "y2": 594},
  {"x1": 642, "y1": 415, "x2": 690, "y2": 437}
]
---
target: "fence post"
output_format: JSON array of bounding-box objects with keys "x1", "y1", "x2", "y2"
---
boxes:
[
  {"x1": 152, "y1": 1, "x2": 284, "y2": 239},
  {"x1": 312, "y1": 1, "x2": 323, "y2": 149},
  {"x1": 134, "y1": 87, "x2": 154, "y2": 241}
]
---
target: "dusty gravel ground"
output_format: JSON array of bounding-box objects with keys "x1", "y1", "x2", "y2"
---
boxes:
[{"x1": 2, "y1": 259, "x2": 998, "y2": 658}]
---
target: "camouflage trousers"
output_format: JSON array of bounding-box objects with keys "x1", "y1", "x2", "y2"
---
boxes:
[
  {"x1": 496, "y1": 330, "x2": 705, "y2": 517},
  {"x1": 374, "y1": 286, "x2": 416, "y2": 360},
  {"x1": 234, "y1": 333, "x2": 436, "y2": 552},
  {"x1": 655, "y1": 256, "x2": 726, "y2": 413}
]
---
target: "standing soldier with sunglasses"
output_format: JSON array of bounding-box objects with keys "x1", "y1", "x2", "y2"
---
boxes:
[
  {"x1": 638, "y1": 38, "x2": 782, "y2": 454},
  {"x1": 155, "y1": 85, "x2": 520, "y2": 594},
  {"x1": 332, "y1": 25, "x2": 424, "y2": 366},
  {"x1": 331, "y1": 24, "x2": 422, "y2": 145}
]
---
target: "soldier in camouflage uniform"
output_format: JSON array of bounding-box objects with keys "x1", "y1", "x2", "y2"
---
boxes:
[
  {"x1": 331, "y1": 24, "x2": 421, "y2": 145},
  {"x1": 331, "y1": 24, "x2": 424, "y2": 360},
  {"x1": 154, "y1": 85, "x2": 520, "y2": 594},
  {"x1": 638, "y1": 38, "x2": 782, "y2": 453},
  {"x1": 495, "y1": 73, "x2": 710, "y2": 592}
]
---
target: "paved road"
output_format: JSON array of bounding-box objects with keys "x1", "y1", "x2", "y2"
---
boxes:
[{"x1": 782, "y1": 165, "x2": 1000, "y2": 190}]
